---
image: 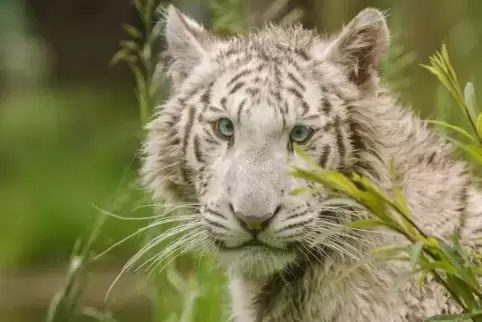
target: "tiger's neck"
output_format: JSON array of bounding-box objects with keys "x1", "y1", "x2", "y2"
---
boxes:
[{"x1": 228, "y1": 261, "x2": 317, "y2": 322}]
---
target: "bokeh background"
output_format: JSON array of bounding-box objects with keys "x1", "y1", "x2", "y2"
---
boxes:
[{"x1": 1, "y1": 0, "x2": 482, "y2": 321}]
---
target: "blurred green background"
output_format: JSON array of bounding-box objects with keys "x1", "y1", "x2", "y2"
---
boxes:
[{"x1": 1, "y1": 0, "x2": 482, "y2": 321}]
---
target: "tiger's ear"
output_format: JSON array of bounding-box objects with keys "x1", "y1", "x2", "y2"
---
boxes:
[
  {"x1": 163, "y1": 5, "x2": 212, "y2": 84},
  {"x1": 323, "y1": 8, "x2": 389, "y2": 92}
]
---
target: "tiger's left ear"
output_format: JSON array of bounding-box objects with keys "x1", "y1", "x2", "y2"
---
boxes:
[
  {"x1": 163, "y1": 5, "x2": 213, "y2": 85},
  {"x1": 322, "y1": 8, "x2": 389, "y2": 92}
]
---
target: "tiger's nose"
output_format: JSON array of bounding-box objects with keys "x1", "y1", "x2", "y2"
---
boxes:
[{"x1": 232, "y1": 205, "x2": 281, "y2": 233}]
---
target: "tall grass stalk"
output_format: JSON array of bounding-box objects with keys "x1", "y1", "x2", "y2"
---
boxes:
[{"x1": 45, "y1": 1, "x2": 160, "y2": 321}]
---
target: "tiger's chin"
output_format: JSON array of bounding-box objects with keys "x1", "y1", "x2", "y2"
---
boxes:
[{"x1": 217, "y1": 245, "x2": 297, "y2": 279}]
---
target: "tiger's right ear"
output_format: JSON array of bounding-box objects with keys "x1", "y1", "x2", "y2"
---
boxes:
[{"x1": 163, "y1": 5, "x2": 212, "y2": 84}]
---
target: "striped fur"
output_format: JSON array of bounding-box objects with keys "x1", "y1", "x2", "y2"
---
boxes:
[{"x1": 141, "y1": 5, "x2": 482, "y2": 322}]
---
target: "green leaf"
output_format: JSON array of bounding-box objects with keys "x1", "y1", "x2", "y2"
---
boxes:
[
  {"x1": 122, "y1": 24, "x2": 143, "y2": 38},
  {"x1": 418, "y1": 260, "x2": 457, "y2": 274},
  {"x1": 451, "y1": 140, "x2": 482, "y2": 165},
  {"x1": 441, "y1": 238, "x2": 480, "y2": 289},
  {"x1": 446, "y1": 274, "x2": 479, "y2": 311},
  {"x1": 141, "y1": 44, "x2": 152, "y2": 63},
  {"x1": 348, "y1": 219, "x2": 388, "y2": 230},
  {"x1": 425, "y1": 120, "x2": 476, "y2": 142},
  {"x1": 388, "y1": 158, "x2": 396, "y2": 177},
  {"x1": 289, "y1": 187, "x2": 309, "y2": 196},
  {"x1": 369, "y1": 244, "x2": 411, "y2": 256},
  {"x1": 391, "y1": 182, "x2": 419, "y2": 238},
  {"x1": 110, "y1": 49, "x2": 134, "y2": 66},
  {"x1": 293, "y1": 143, "x2": 318, "y2": 167},
  {"x1": 476, "y1": 114, "x2": 482, "y2": 139},
  {"x1": 464, "y1": 82, "x2": 478, "y2": 124},
  {"x1": 120, "y1": 40, "x2": 139, "y2": 51},
  {"x1": 425, "y1": 311, "x2": 482, "y2": 322},
  {"x1": 410, "y1": 242, "x2": 424, "y2": 269}
]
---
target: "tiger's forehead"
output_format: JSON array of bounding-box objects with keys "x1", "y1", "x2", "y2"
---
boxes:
[
  {"x1": 177, "y1": 33, "x2": 349, "y2": 131},
  {"x1": 210, "y1": 61, "x2": 322, "y2": 125}
]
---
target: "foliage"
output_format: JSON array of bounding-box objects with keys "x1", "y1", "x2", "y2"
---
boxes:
[
  {"x1": 380, "y1": 14, "x2": 416, "y2": 96},
  {"x1": 45, "y1": 1, "x2": 161, "y2": 321},
  {"x1": 110, "y1": 0, "x2": 160, "y2": 127},
  {"x1": 210, "y1": 0, "x2": 303, "y2": 35},
  {"x1": 290, "y1": 46, "x2": 482, "y2": 322},
  {"x1": 210, "y1": 0, "x2": 252, "y2": 35},
  {"x1": 422, "y1": 45, "x2": 482, "y2": 164}
]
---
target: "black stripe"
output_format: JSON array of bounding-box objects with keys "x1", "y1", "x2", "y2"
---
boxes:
[
  {"x1": 167, "y1": 136, "x2": 181, "y2": 146},
  {"x1": 274, "y1": 44, "x2": 310, "y2": 62},
  {"x1": 287, "y1": 87, "x2": 304, "y2": 101},
  {"x1": 199, "y1": 83, "x2": 215, "y2": 119},
  {"x1": 199, "y1": 181, "x2": 208, "y2": 197},
  {"x1": 198, "y1": 170, "x2": 210, "y2": 197},
  {"x1": 294, "y1": 48, "x2": 310, "y2": 61},
  {"x1": 237, "y1": 99, "x2": 247, "y2": 123},
  {"x1": 287, "y1": 72, "x2": 306, "y2": 91},
  {"x1": 201, "y1": 83, "x2": 212, "y2": 104},
  {"x1": 193, "y1": 135, "x2": 205, "y2": 164},
  {"x1": 229, "y1": 82, "x2": 246, "y2": 95},
  {"x1": 285, "y1": 210, "x2": 309, "y2": 221},
  {"x1": 349, "y1": 121, "x2": 365, "y2": 153},
  {"x1": 204, "y1": 217, "x2": 229, "y2": 230},
  {"x1": 227, "y1": 69, "x2": 252, "y2": 87},
  {"x1": 274, "y1": 65, "x2": 282, "y2": 85},
  {"x1": 270, "y1": 89, "x2": 282, "y2": 102},
  {"x1": 274, "y1": 218, "x2": 313, "y2": 233},
  {"x1": 202, "y1": 127, "x2": 216, "y2": 141},
  {"x1": 323, "y1": 120, "x2": 335, "y2": 132},
  {"x1": 455, "y1": 183, "x2": 469, "y2": 237},
  {"x1": 285, "y1": 56, "x2": 306, "y2": 77},
  {"x1": 301, "y1": 101, "x2": 310, "y2": 116},
  {"x1": 181, "y1": 107, "x2": 195, "y2": 155},
  {"x1": 283, "y1": 101, "x2": 289, "y2": 115},
  {"x1": 303, "y1": 141, "x2": 317, "y2": 152},
  {"x1": 347, "y1": 114, "x2": 380, "y2": 179},
  {"x1": 427, "y1": 151, "x2": 437, "y2": 164},
  {"x1": 222, "y1": 47, "x2": 238, "y2": 58},
  {"x1": 206, "y1": 207, "x2": 228, "y2": 220},
  {"x1": 319, "y1": 145, "x2": 331, "y2": 168},
  {"x1": 246, "y1": 88, "x2": 260, "y2": 96},
  {"x1": 207, "y1": 105, "x2": 225, "y2": 114},
  {"x1": 220, "y1": 97, "x2": 228, "y2": 110},
  {"x1": 180, "y1": 107, "x2": 195, "y2": 183},
  {"x1": 321, "y1": 96, "x2": 332, "y2": 114},
  {"x1": 334, "y1": 116, "x2": 345, "y2": 168}
]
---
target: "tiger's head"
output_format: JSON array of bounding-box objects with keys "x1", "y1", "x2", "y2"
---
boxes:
[{"x1": 142, "y1": 5, "x2": 389, "y2": 278}]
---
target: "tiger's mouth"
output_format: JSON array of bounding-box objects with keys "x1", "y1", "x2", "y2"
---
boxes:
[{"x1": 214, "y1": 239, "x2": 294, "y2": 254}]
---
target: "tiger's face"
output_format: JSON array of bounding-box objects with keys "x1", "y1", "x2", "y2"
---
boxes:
[
  {"x1": 186, "y1": 63, "x2": 336, "y2": 274},
  {"x1": 142, "y1": 5, "x2": 389, "y2": 277}
]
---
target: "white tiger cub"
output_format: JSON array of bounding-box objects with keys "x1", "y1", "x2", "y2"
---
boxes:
[{"x1": 141, "y1": 4, "x2": 482, "y2": 322}]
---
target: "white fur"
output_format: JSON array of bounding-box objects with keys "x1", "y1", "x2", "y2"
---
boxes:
[{"x1": 141, "y1": 6, "x2": 482, "y2": 321}]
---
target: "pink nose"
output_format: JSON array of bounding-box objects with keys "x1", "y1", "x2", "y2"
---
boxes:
[
  {"x1": 235, "y1": 212, "x2": 273, "y2": 231},
  {"x1": 232, "y1": 205, "x2": 281, "y2": 233}
]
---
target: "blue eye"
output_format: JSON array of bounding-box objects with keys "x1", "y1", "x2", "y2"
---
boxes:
[
  {"x1": 215, "y1": 118, "x2": 235, "y2": 139},
  {"x1": 290, "y1": 125, "x2": 313, "y2": 143}
]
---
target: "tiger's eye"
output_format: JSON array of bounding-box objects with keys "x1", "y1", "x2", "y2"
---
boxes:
[
  {"x1": 290, "y1": 125, "x2": 313, "y2": 144},
  {"x1": 215, "y1": 118, "x2": 235, "y2": 139}
]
